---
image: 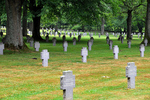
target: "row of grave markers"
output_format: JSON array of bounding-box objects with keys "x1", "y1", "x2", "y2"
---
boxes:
[{"x1": 60, "y1": 62, "x2": 137, "y2": 100}]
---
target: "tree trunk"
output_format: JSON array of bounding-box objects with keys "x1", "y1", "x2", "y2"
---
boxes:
[
  {"x1": 32, "y1": 16, "x2": 43, "y2": 40},
  {"x1": 5, "y1": 0, "x2": 24, "y2": 49},
  {"x1": 22, "y1": 0, "x2": 27, "y2": 36},
  {"x1": 143, "y1": 0, "x2": 150, "y2": 44},
  {"x1": 101, "y1": 17, "x2": 105, "y2": 35},
  {"x1": 127, "y1": 10, "x2": 132, "y2": 39}
]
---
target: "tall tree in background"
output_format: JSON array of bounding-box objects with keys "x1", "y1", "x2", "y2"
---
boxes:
[
  {"x1": 4, "y1": 0, "x2": 25, "y2": 49},
  {"x1": 143, "y1": 0, "x2": 150, "y2": 43},
  {"x1": 22, "y1": 0, "x2": 27, "y2": 36},
  {"x1": 0, "y1": 0, "x2": 5, "y2": 26}
]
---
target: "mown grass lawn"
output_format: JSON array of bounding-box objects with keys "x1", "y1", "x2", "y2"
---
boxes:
[{"x1": 0, "y1": 33, "x2": 150, "y2": 100}]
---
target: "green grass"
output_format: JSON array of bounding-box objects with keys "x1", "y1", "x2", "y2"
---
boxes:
[{"x1": 0, "y1": 34, "x2": 150, "y2": 100}]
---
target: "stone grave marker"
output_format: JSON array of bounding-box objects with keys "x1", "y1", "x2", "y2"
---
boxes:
[
  {"x1": 78, "y1": 35, "x2": 81, "y2": 42},
  {"x1": 99, "y1": 33, "x2": 101, "y2": 38},
  {"x1": 121, "y1": 36, "x2": 124, "y2": 43},
  {"x1": 144, "y1": 38, "x2": 148, "y2": 46},
  {"x1": 87, "y1": 40, "x2": 92, "y2": 51},
  {"x1": 60, "y1": 70, "x2": 75, "y2": 100},
  {"x1": 63, "y1": 41, "x2": 68, "y2": 52},
  {"x1": 46, "y1": 34, "x2": 49, "y2": 42},
  {"x1": 41, "y1": 49, "x2": 49, "y2": 67},
  {"x1": 30, "y1": 38, "x2": 34, "y2": 47},
  {"x1": 126, "y1": 62, "x2": 137, "y2": 89},
  {"x1": 0, "y1": 42, "x2": 4, "y2": 55},
  {"x1": 106, "y1": 36, "x2": 109, "y2": 44},
  {"x1": 62, "y1": 35, "x2": 66, "y2": 41},
  {"x1": 90, "y1": 37, "x2": 94, "y2": 45},
  {"x1": 140, "y1": 44, "x2": 145, "y2": 57},
  {"x1": 127, "y1": 40, "x2": 131, "y2": 48},
  {"x1": 81, "y1": 47, "x2": 88, "y2": 63},
  {"x1": 34, "y1": 41, "x2": 40, "y2": 51},
  {"x1": 113, "y1": 45, "x2": 119, "y2": 59},
  {"x1": 72, "y1": 37, "x2": 76, "y2": 45},
  {"x1": 109, "y1": 40, "x2": 113, "y2": 50},
  {"x1": 52, "y1": 37, "x2": 57, "y2": 46}
]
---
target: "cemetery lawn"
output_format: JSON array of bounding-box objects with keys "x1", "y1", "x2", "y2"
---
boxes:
[{"x1": 0, "y1": 34, "x2": 150, "y2": 100}]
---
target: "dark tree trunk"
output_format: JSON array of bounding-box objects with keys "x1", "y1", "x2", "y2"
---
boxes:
[
  {"x1": 143, "y1": 0, "x2": 150, "y2": 44},
  {"x1": 82, "y1": 25, "x2": 84, "y2": 32},
  {"x1": 5, "y1": 0, "x2": 25, "y2": 49},
  {"x1": 101, "y1": 17, "x2": 105, "y2": 35},
  {"x1": 32, "y1": 16, "x2": 43, "y2": 40},
  {"x1": 127, "y1": 10, "x2": 132, "y2": 39},
  {"x1": 22, "y1": 0, "x2": 27, "y2": 36}
]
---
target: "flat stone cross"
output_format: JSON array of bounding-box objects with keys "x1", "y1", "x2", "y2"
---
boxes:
[
  {"x1": 0, "y1": 42, "x2": 4, "y2": 55},
  {"x1": 113, "y1": 45, "x2": 119, "y2": 59},
  {"x1": 126, "y1": 62, "x2": 137, "y2": 89},
  {"x1": 140, "y1": 44, "x2": 145, "y2": 57},
  {"x1": 81, "y1": 47, "x2": 88, "y2": 63},
  {"x1": 41, "y1": 49, "x2": 49, "y2": 67},
  {"x1": 60, "y1": 70, "x2": 75, "y2": 100},
  {"x1": 34, "y1": 41, "x2": 40, "y2": 51}
]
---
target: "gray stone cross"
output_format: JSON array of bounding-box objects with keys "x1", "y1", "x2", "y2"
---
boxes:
[
  {"x1": 113, "y1": 45, "x2": 119, "y2": 59},
  {"x1": 63, "y1": 41, "x2": 68, "y2": 52},
  {"x1": 41, "y1": 49, "x2": 49, "y2": 67},
  {"x1": 60, "y1": 70, "x2": 75, "y2": 100},
  {"x1": 81, "y1": 47, "x2": 88, "y2": 63},
  {"x1": 126, "y1": 62, "x2": 137, "y2": 89},
  {"x1": 140, "y1": 44, "x2": 145, "y2": 57},
  {"x1": 34, "y1": 41, "x2": 40, "y2": 51},
  {"x1": 0, "y1": 42, "x2": 4, "y2": 55}
]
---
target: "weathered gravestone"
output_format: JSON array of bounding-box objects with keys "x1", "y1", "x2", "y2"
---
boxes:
[
  {"x1": 140, "y1": 44, "x2": 145, "y2": 57},
  {"x1": 121, "y1": 36, "x2": 124, "y2": 43},
  {"x1": 78, "y1": 35, "x2": 81, "y2": 42},
  {"x1": 126, "y1": 62, "x2": 137, "y2": 89},
  {"x1": 63, "y1": 41, "x2": 68, "y2": 52},
  {"x1": 72, "y1": 37, "x2": 76, "y2": 45},
  {"x1": 144, "y1": 38, "x2": 148, "y2": 46},
  {"x1": 62, "y1": 35, "x2": 66, "y2": 41},
  {"x1": 127, "y1": 40, "x2": 131, "y2": 48},
  {"x1": 52, "y1": 37, "x2": 57, "y2": 46},
  {"x1": 60, "y1": 70, "x2": 75, "y2": 100},
  {"x1": 0, "y1": 42, "x2": 4, "y2": 55},
  {"x1": 34, "y1": 41, "x2": 40, "y2": 51},
  {"x1": 87, "y1": 40, "x2": 92, "y2": 51},
  {"x1": 109, "y1": 40, "x2": 113, "y2": 50},
  {"x1": 90, "y1": 37, "x2": 94, "y2": 45},
  {"x1": 81, "y1": 47, "x2": 88, "y2": 63},
  {"x1": 41, "y1": 49, "x2": 49, "y2": 67},
  {"x1": 113, "y1": 45, "x2": 119, "y2": 59},
  {"x1": 46, "y1": 34, "x2": 49, "y2": 42},
  {"x1": 99, "y1": 33, "x2": 101, "y2": 38},
  {"x1": 26, "y1": 35, "x2": 31, "y2": 43},
  {"x1": 30, "y1": 38, "x2": 34, "y2": 47},
  {"x1": 106, "y1": 36, "x2": 109, "y2": 44}
]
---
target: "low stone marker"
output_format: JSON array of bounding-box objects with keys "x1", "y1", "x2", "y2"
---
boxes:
[
  {"x1": 62, "y1": 35, "x2": 66, "y2": 41},
  {"x1": 126, "y1": 62, "x2": 137, "y2": 89},
  {"x1": 140, "y1": 44, "x2": 145, "y2": 57},
  {"x1": 113, "y1": 45, "x2": 119, "y2": 59},
  {"x1": 127, "y1": 40, "x2": 131, "y2": 48},
  {"x1": 144, "y1": 38, "x2": 148, "y2": 46},
  {"x1": 109, "y1": 40, "x2": 113, "y2": 50},
  {"x1": 78, "y1": 35, "x2": 81, "y2": 42},
  {"x1": 81, "y1": 47, "x2": 88, "y2": 63},
  {"x1": 60, "y1": 70, "x2": 75, "y2": 100},
  {"x1": 52, "y1": 37, "x2": 57, "y2": 46},
  {"x1": 121, "y1": 36, "x2": 124, "y2": 43},
  {"x1": 46, "y1": 34, "x2": 49, "y2": 42},
  {"x1": 30, "y1": 38, "x2": 34, "y2": 47},
  {"x1": 63, "y1": 41, "x2": 68, "y2": 52},
  {"x1": 87, "y1": 40, "x2": 92, "y2": 51},
  {"x1": 34, "y1": 41, "x2": 40, "y2": 51},
  {"x1": 106, "y1": 36, "x2": 109, "y2": 44},
  {"x1": 0, "y1": 42, "x2": 4, "y2": 55},
  {"x1": 41, "y1": 49, "x2": 49, "y2": 67},
  {"x1": 72, "y1": 37, "x2": 76, "y2": 45}
]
